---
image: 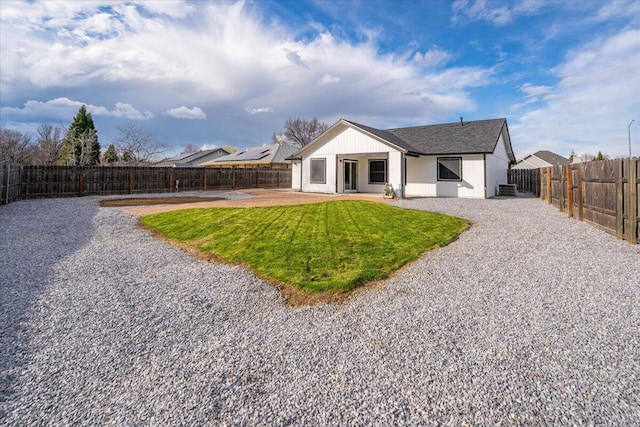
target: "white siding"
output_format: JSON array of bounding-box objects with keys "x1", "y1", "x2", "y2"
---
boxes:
[
  {"x1": 291, "y1": 161, "x2": 301, "y2": 190},
  {"x1": 301, "y1": 125, "x2": 400, "y2": 194},
  {"x1": 301, "y1": 154, "x2": 336, "y2": 193},
  {"x1": 485, "y1": 134, "x2": 511, "y2": 197},
  {"x1": 311, "y1": 127, "x2": 399, "y2": 155},
  {"x1": 405, "y1": 154, "x2": 486, "y2": 198},
  {"x1": 388, "y1": 151, "x2": 403, "y2": 198}
]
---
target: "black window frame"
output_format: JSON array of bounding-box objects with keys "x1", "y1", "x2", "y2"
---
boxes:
[
  {"x1": 437, "y1": 157, "x2": 462, "y2": 182},
  {"x1": 310, "y1": 158, "x2": 326, "y2": 184},
  {"x1": 368, "y1": 159, "x2": 387, "y2": 184}
]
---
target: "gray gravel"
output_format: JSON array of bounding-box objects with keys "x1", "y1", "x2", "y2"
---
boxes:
[{"x1": 1, "y1": 192, "x2": 639, "y2": 425}]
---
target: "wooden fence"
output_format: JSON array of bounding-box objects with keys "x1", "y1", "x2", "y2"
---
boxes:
[
  {"x1": 507, "y1": 169, "x2": 541, "y2": 195},
  {"x1": 0, "y1": 165, "x2": 292, "y2": 205},
  {"x1": 539, "y1": 158, "x2": 638, "y2": 244}
]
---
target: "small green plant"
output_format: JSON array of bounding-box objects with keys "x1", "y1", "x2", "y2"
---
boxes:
[{"x1": 142, "y1": 201, "x2": 468, "y2": 293}]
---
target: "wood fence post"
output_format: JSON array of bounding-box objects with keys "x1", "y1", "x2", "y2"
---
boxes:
[
  {"x1": 169, "y1": 168, "x2": 174, "y2": 193},
  {"x1": 232, "y1": 169, "x2": 236, "y2": 189},
  {"x1": 547, "y1": 167, "x2": 552, "y2": 204},
  {"x1": 3, "y1": 164, "x2": 9, "y2": 205},
  {"x1": 203, "y1": 169, "x2": 207, "y2": 191},
  {"x1": 558, "y1": 166, "x2": 565, "y2": 212},
  {"x1": 566, "y1": 164, "x2": 573, "y2": 218},
  {"x1": 628, "y1": 158, "x2": 638, "y2": 244},
  {"x1": 577, "y1": 163, "x2": 584, "y2": 221},
  {"x1": 616, "y1": 159, "x2": 624, "y2": 240},
  {"x1": 128, "y1": 170, "x2": 134, "y2": 194},
  {"x1": 78, "y1": 170, "x2": 85, "y2": 197},
  {"x1": 277, "y1": 170, "x2": 280, "y2": 188}
]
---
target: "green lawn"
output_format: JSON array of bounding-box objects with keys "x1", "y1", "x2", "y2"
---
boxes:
[{"x1": 141, "y1": 200, "x2": 468, "y2": 293}]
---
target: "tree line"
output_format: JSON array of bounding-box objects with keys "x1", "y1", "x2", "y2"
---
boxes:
[
  {"x1": 2, "y1": 111, "x2": 330, "y2": 167},
  {"x1": 0, "y1": 105, "x2": 166, "y2": 166}
]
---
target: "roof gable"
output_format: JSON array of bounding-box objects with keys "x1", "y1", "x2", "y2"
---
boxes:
[{"x1": 294, "y1": 119, "x2": 414, "y2": 158}]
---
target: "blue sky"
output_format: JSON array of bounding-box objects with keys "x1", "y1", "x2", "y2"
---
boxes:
[{"x1": 1, "y1": 0, "x2": 639, "y2": 159}]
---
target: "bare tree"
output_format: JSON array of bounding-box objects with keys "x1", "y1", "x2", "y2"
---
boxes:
[
  {"x1": 578, "y1": 153, "x2": 596, "y2": 162},
  {"x1": 273, "y1": 117, "x2": 329, "y2": 148},
  {"x1": 0, "y1": 128, "x2": 34, "y2": 164},
  {"x1": 114, "y1": 123, "x2": 167, "y2": 165},
  {"x1": 77, "y1": 129, "x2": 99, "y2": 166},
  {"x1": 32, "y1": 123, "x2": 65, "y2": 165}
]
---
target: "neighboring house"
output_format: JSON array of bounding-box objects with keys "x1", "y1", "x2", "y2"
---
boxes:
[
  {"x1": 287, "y1": 118, "x2": 516, "y2": 199},
  {"x1": 201, "y1": 144, "x2": 298, "y2": 169},
  {"x1": 511, "y1": 150, "x2": 570, "y2": 169},
  {"x1": 155, "y1": 148, "x2": 229, "y2": 167}
]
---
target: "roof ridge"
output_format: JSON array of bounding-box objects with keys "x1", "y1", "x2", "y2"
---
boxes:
[{"x1": 385, "y1": 117, "x2": 505, "y2": 132}]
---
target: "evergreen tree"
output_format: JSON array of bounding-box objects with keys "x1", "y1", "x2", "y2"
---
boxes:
[
  {"x1": 102, "y1": 144, "x2": 119, "y2": 164},
  {"x1": 60, "y1": 105, "x2": 100, "y2": 165}
]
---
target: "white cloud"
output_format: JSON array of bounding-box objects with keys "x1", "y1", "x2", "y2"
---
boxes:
[
  {"x1": 165, "y1": 106, "x2": 207, "y2": 120},
  {"x1": 510, "y1": 83, "x2": 553, "y2": 110},
  {"x1": 1, "y1": 97, "x2": 153, "y2": 120},
  {"x1": 245, "y1": 107, "x2": 273, "y2": 114},
  {"x1": 0, "y1": 1, "x2": 494, "y2": 144},
  {"x1": 319, "y1": 74, "x2": 341, "y2": 85},
  {"x1": 413, "y1": 47, "x2": 452, "y2": 67},
  {"x1": 593, "y1": 0, "x2": 640, "y2": 22},
  {"x1": 451, "y1": 0, "x2": 544, "y2": 26},
  {"x1": 140, "y1": 0, "x2": 195, "y2": 19},
  {"x1": 510, "y1": 29, "x2": 640, "y2": 157}
]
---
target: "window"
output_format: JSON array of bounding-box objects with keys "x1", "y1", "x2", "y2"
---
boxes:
[
  {"x1": 310, "y1": 158, "x2": 326, "y2": 184},
  {"x1": 368, "y1": 159, "x2": 387, "y2": 184},
  {"x1": 437, "y1": 157, "x2": 462, "y2": 181}
]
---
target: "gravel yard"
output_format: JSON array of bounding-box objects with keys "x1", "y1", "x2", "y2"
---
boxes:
[{"x1": 1, "y1": 192, "x2": 639, "y2": 425}]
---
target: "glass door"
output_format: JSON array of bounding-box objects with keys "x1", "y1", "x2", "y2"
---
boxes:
[{"x1": 344, "y1": 160, "x2": 357, "y2": 191}]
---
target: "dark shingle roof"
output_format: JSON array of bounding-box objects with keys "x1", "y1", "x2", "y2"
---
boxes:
[
  {"x1": 532, "y1": 150, "x2": 570, "y2": 166},
  {"x1": 386, "y1": 118, "x2": 507, "y2": 155},
  {"x1": 293, "y1": 117, "x2": 514, "y2": 162}
]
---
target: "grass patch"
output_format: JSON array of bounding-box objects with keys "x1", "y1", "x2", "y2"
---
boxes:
[{"x1": 141, "y1": 200, "x2": 468, "y2": 294}]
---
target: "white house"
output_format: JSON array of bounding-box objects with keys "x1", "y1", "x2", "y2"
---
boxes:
[
  {"x1": 287, "y1": 118, "x2": 516, "y2": 199},
  {"x1": 201, "y1": 144, "x2": 297, "y2": 169},
  {"x1": 511, "y1": 150, "x2": 570, "y2": 169}
]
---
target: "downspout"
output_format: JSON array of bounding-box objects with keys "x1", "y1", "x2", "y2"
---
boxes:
[
  {"x1": 401, "y1": 152, "x2": 406, "y2": 199},
  {"x1": 483, "y1": 153, "x2": 488, "y2": 198},
  {"x1": 335, "y1": 156, "x2": 339, "y2": 193}
]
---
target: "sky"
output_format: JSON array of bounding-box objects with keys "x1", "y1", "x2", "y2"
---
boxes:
[{"x1": 1, "y1": 0, "x2": 639, "y2": 159}]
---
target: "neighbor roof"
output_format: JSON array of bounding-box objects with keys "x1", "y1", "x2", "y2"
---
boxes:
[
  {"x1": 154, "y1": 148, "x2": 229, "y2": 167},
  {"x1": 202, "y1": 144, "x2": 297, "y2": 166},
  {"x1": 531, "y1": 150, "x2": 570, "y2": 166}
]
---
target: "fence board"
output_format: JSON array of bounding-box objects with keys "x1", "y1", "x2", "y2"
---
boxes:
[
  {"x1": 507, "y1": 169, "x2": 541, "y2": 195},
  {"x1": 0, "y1": 165, "x2": 292, "y2": 205},
  {"x1": 536, "y1": 159, "x2": 638, "y2": 244}
]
